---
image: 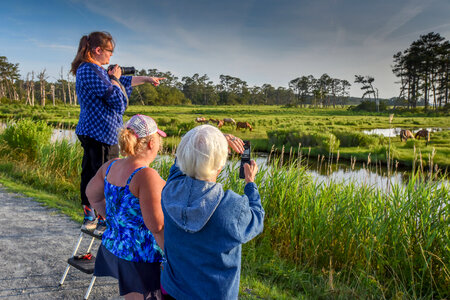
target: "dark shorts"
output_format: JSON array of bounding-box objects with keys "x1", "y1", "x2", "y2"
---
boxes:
[{"x1": 94, "y1": 244, "x2": 162, "y2": 299}]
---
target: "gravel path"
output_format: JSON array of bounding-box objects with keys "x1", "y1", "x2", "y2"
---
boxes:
[{"x1": 0, "y1": 185, "x2": 122, "y2": 299}]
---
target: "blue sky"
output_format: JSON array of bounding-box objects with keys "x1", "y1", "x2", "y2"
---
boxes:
[{"x1": 1, "y1": 0, "x2": 449, "y2": 98}]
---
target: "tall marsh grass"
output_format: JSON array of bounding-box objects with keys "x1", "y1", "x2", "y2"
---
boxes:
[
  {"x1": 219, "y1": 157, "x2": 449, "y2": 298},
  {"x1": 0, "y1": 119, "x2": 448, "y2": 298}
]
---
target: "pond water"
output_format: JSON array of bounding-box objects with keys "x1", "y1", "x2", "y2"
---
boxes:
[
  {"x1": 51, "y1": 128, "x2": 78, "y2": 144},
  {"x1": 156, "y1": 153, "x2": 449, "y2": 192},
  {"x1": 363, "y1": 127, "x2": 448, "y2": 137},
  {"x1": 1, "y1": 124, "x2": 447, "y2": 190}
]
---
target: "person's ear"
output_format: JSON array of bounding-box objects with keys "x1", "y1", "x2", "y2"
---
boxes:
[
  {"x1": 93, "y1": 46, "x2": 102, "y2": 55},
  {"x1": 148, "y1": 138, "x2": 155, "y2": 150}
]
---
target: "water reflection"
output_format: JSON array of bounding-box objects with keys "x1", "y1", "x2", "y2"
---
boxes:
[
  {"x1": 51, "y1": 128, "x2": 78, "y2": 144},
  {"x1": 363, "y1": 127, "x2": 447, "y2": 137},
  {"x1": 1, "y1": 123, "x2": 447, "y2": 189},
  {"x1": 155, "y1": 153, "x2": 448, "y2": 191}
]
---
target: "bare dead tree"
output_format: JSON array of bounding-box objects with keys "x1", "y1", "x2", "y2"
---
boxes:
[
  {"x1": 25, "y1": 73, "x2": 32, "y2": 105},
  {"x1": 73, "y1": 88, "x2": 77, "y2": 105},
  {"x1": 38, "y1": 69, "x2": 48, "y2": 106},
  {"x1": 60, "y1": 67, "x2": 66, "y2": 104},
  {"x1": 0, "y1": 82, "x2": 5, "y2": 98},
  {"x1": 67, "y1": 72, "x2": 73, "y2": 105},
  {"x1": 31, "y1": 71, "x2": 35, "y2": 106},
  {"x1": 51, "y1": 84, "x2": 55, "y2": 106}
]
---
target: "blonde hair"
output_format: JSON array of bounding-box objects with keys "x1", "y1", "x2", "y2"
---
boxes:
[
  {"x1": 176, "y1": 125, "x2": 228, "y2": 181},
  {"x1": 118, "y1": 128, "x2": 156, "y2": 157}
]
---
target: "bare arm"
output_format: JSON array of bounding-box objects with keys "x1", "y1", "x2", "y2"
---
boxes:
[
  {"x1": 131, "y1": 76, "x2": 166, "y2": 87},
  {"x1": 86, "y1": 162, "x2": 109, "y2": 217},
  {"x1": 134, "y1": 168, "x2": 166, "y2": 249}
]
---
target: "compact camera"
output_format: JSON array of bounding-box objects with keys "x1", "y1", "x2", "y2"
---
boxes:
[
  {"x1": 239, "y1": 140, "x2": 251, "y2": 179},
  {"x1": 107, "y1": 65, "x2": 136, "y2": 75}
]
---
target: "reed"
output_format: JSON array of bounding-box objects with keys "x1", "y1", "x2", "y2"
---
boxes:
[
  {"x1": 218, "y1": 156, "x2": 449, "y2": 298},
  {"x1": 0, "y1": 119, "x2": 448, "y2": 298}
]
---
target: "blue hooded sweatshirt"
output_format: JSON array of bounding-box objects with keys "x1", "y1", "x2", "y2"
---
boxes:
[{"x1": 160, "y1": 161, "x2": 265, "y2": 300}]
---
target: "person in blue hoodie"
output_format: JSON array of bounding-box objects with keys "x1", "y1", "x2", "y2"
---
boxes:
[{"x1": 160, "y1": 124, "x2": 265, "y2": 300}]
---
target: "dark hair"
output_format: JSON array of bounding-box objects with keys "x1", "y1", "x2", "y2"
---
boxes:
[{"x1": 71, "y1": 31, "x2": 115, "y2": 75}]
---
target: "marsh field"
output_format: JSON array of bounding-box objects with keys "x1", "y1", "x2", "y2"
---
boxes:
[
  {"x1": 0, "y1": 104, "x2": 449, "y2": 299},
  {"x1": 1, "y1": 104, "x2": 450, "y2": 167}
]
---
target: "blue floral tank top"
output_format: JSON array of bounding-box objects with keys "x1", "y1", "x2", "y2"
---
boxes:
[{"x1": 101, "y1": 160, "x2": 163, "y2": 263}]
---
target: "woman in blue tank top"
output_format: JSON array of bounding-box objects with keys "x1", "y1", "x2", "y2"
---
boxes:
[{"x1": 86, "y1": 114, "x2": 167, "y2": 300}]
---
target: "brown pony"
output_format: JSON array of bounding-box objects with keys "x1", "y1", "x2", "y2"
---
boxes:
[
  {"x1": 415, "y1": 129, "x2": 430, "y2": 145},
  {"x1": 400, "y1": 129, "x2": 414, "y2": 142},
  {"x1": 195, "y1": 117, "x2": 207, "y2": 123},
  {"x1": 236, "y1": 122, "x2": 253, "y2": 131},
  {"x1": 209, "y1": 118, "x2": 220, "y2": 125}
]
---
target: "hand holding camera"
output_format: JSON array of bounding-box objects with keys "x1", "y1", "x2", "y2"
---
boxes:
[
  {"x1": 239, "y1": 140, "x2": 257, "y2": 183},
  {"x1": 107, "y1": 65, "x2": 136, "y2": 76},
  {"x1": 244, "y1": 160, "x2": 258, "y2": 183},
  {"x1": 107, "y1": 64, "x2": 123, "y2": 84}
]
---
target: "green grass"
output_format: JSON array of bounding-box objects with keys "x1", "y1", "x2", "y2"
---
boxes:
[
  {"x1": 0, "y1": 104, "x2": 448, "y2": 168},
  {"x1": 0, "y1": 109, "x2": 449, "y2": 299},
  {"x1": 0, "y1": 173, "x2": 82, "y2": 223}
]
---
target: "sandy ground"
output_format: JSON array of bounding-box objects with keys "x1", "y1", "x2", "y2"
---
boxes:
[{"x1": 0, "y1": 185, "x2": 122, "y2": 299}]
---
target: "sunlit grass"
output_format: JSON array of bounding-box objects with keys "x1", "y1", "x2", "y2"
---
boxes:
[{"x1": 0, "y1": 117, "x2": 448, "y2": 298}]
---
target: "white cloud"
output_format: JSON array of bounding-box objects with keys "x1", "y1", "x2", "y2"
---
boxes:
[
  {"x1": 364, "y1": 0, "x2": 432, "y2": 46},
  {"x1": 28, "y1": 38, "x2": 75, "y2": 51}
]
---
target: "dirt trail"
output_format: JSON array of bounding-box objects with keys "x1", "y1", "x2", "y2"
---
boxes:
[{"x1": 0, "y1": 185, "x2": 121, "y2": 299}]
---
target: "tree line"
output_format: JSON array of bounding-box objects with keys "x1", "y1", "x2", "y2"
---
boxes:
[
  {"x1": 1, "y1": 32, "x2": 448, "y2": 109},
  {"x1": 392, "y1": 32, "x2": 449, "y2": 109}
]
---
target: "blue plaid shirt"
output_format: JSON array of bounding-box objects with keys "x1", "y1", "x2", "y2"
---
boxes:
[{"x1": 75, "y1": 63, "x2": 133, "y2": 145}]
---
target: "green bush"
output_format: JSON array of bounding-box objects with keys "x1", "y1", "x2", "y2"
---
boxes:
[
  {"x1": 156, "y1": 118, "x2": 179, "y2": 126},
  {"x1": 350, "y1": 100, "x2": 388, "y2": 112},
  {"x1": 372, "y1": 144, "x2": 399, "y2": 160},
  {"x1": 161, "y1": 121, "x2": 196, "y2": 136},
  {"x1": 267, "y1": 129, "x2": 339, "y2": 152},
  {"x1": 405, "y1": 139, "x2": 419, "y2": 148},
  {"x1": 0, "y1": 119, "x2": 52, "y2": 160},
  {"x1": 332, "y1": 130, "x2": 381, "y2": 147}
]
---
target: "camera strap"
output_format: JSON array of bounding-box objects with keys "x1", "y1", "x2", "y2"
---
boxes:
[
  {"x1": 110, "y1": 77, "x2": 129, "y2": 108},
  {"x1": 87, "y1": 63, "x2": 128, "y2": 107}
]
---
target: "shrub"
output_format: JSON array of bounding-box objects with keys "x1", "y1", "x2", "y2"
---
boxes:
[
  {"x1": 161, "y1": 121, "x2": 196, "y2": 136},
  {"x1": 372, "y1": 144, "x2": 399, "y2": 160},
  {"x1": 405, "y1": 139, "x2": 419, "y2": 148},
  {"x1": 0, "y1": 119, "x2": 52, "y2": 160},
  {"x1": 267, "y1": 130, "x2": 339, "y2": 152},
  {"x1": 350, "y1": 100, "x2": 388, "y2": 112},
  {"x1": 332, "y1": 130, "x2": 381, "y2": 147}
]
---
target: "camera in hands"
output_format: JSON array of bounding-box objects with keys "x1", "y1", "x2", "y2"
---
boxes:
[
  {"x1": 239, "y1": 141, "x2": 251, "y2": 179},
  {"x1": 107, "y1": 65, "x2": 136, "y2": 75}
]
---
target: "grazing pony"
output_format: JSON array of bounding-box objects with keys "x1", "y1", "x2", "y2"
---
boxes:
[
  {"x1": 223, "y1": 118, "x2": 236, "y2": 125},
  {"x1": 236, "y1": 122, "x2": 253, "y2": 131},
  {"x1": 415, "y1": 129, "x2": 430, "y2": 145},
  {"x1": 400, "y1": 129, "x2": 414, "y2": 142},
  {"x1": 195, "y1": 117, "x2": 207, "y2": 124},
  {"x1": 207, "y1": 118, "x2": 223, "y2": 128}
]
